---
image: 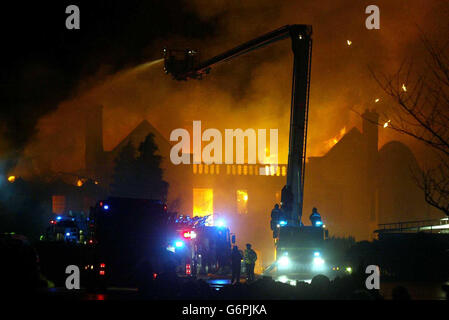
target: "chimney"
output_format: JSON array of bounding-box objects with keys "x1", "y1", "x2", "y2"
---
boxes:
[
  {"x1": 362, "y1": 108, "x2": 379, "y2": 233},
  {"x1": 85, "y1": 105, "x2": 104, "y2": 175},
  {"x1": 362, "y1": 109, "x2": 379, "y2": 155}
]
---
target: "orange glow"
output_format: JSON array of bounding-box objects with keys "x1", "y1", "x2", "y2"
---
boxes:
[
  {"x1": 7, "y1": 175, "x2": 15, "y2": 183},
  {"x1": 346, "y1": 40, "x2": 352, "y2": 46},
  {"x1": 383, "y1": 120, "x2": 391, "y2": 128},
  {"x1": 236, "y1": 190, "x2": 248, "y2": 214},
  {"x1": 76, "y1": 179, "x2": 83, "y2": 187},
  {"x1": 193, "y1": 188, "x2": 213, "y2": 218},
  {"x1": 263, "y1": 148, "x2": 278, "y2": 165},
  {"x1": 265, "y1": 154, "x2": 278, "y2": 165},
  {"x1": 52, "y1": 195, "x2": 66, "y2": 214},
  {"x1": 324, "y1": 127, "x2": 346, "y2": 151}
]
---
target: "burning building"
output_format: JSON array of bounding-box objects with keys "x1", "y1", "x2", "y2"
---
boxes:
[
  {"x1": 84, "y1": 106, "x2": 442, "y2": 262},
  {"x1": 304, "y1": 109, "x2": 442, "y2": 240},
  {"x1": 84, "y1": 105, "x2": 286, "y2": 265}
]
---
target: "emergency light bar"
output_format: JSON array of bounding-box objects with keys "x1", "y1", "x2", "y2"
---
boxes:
[{"x1": 183, "y1": 231, "x2": 197, "y2": 239}]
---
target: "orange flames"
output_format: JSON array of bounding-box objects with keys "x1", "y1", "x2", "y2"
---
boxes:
[{"x1": 325, "y1": 127, "x2": 346, "y2": 151}]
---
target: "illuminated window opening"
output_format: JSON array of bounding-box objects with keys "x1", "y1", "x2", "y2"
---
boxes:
[
  {"x1": 275, "y1": 192, "x2": 281, "y2": 204},
  {"x1": 236, "y1": 190, "x2": 248, "y2": 215},
  {"x1": 52, "y1": 195, "x2": 66, "y2": 214},
  {"x1": 193, "y1": 188, "x2": 213, "y2": 219}
]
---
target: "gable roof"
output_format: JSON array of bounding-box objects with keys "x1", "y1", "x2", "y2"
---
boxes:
[
  {"x1": 324, "y1": 127, "x2": 364, "y2": 158},
  {"x1": 111, "y1": 120, "x2": 171, "y2": 156}
]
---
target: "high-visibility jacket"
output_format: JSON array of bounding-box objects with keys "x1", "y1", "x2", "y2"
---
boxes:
[{"x1": 244, "y1": 248, "x2": 257, "y2": 264}]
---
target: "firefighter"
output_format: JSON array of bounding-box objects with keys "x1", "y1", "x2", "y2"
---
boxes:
[
  {"x1": 231, "y1": 246, "x2": 243, "y2": 284},
  {"x1": 271, "y1": 204, "x2": 281, "y2": 226},
  {"x1": 271, "y1": 204, "x2": 281, "y2": 238},
  {"x1": 244, "y1": 243, "x2": 257, "y2": 282},
  {"x1": 310, "y1": 207, "x2": 322, "y2": 227}
]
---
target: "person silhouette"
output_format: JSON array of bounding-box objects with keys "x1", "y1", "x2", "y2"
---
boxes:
[
  {"x1": 309, "y1": 207, "x2": 322, "y2": 227},
  {"x1": 244, "y1": 243, "x2": 257, "y2": 282},
  {"x1": 231, "y1": 246, "x2": 242, "y2": 284}
]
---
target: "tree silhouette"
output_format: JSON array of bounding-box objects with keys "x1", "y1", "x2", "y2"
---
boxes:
[
  {"x1": 110, "y1": 141, "x2": 137, "y2": 197},
  {"x1": 372, "y1": 36, "x2": 449, "y2": 216},
  {"x1": 111, "y1": 134, "x2": 168, "y2": 200}
]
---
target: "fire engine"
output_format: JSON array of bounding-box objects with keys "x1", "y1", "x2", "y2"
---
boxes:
[
  {"x1": 40, "y1": 196, "x2": 235, "y2": 287},
  {"x1": 84, "y1": 197, "x2": 235, "y2": 287},
  {"x1": 165, "y1": 214, "x2": 234, "y2": 277},
  {"x1": 87, "y1": 197, "x2": 168, "y2": 286},
  {"x1": 41, "y1": 213, "x2": 89, "y2": 243}
]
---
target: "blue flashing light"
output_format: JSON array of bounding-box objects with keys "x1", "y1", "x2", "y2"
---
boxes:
[
  {"x1": 175, "y1": 240, "x2": 184, "y2": 248},
  {"x1": 216, "y1": 219, "x2": 225, "y2": 228},
  {"x1": 56, "y1": 216, "x2": 62, "y2": 221},
  {"x1": 66, "y1": 232, "x2": 71, "y2": 236},
  {"x1": 315, "y1": 220, "x2": 323, "y2": 227},
  {"x1": 279, "y1": 220, "x2": 287, "y2": 226},
  {"x1": 103, "y1": 204, "x2": 109, "y2": 210}
]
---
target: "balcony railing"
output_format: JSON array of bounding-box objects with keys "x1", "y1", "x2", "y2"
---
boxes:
[
  {"x1": 375, "y1": 217, "x2": 449, "y2": 234},
  {"x1": 191, "y1": 163, "x2": 287, "y2": 177}
]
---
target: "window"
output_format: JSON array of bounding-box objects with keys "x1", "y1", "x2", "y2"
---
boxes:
[
  {"x1": 236, "y1": 190, "x2": 248, "y2": 214},
  {"x1": 193, "y1": 188, "x2": 213, "y2": 218},
  {"x1": 52, "y1": 195, "x2": 66, "y2": 214}
]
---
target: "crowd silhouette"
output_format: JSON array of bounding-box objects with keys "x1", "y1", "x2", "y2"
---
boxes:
[{"x1": 2, "y1": 233, "x2": 449, "y2": 300}]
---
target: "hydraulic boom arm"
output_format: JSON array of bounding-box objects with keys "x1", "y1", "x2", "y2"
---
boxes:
[{"x1": 164, "y1": 24, "x2": 312, "y2": 225}]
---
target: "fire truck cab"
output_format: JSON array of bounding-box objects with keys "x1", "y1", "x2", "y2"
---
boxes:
[
  {"x1": 274, "y1": 225, "x2": 328, "y2": 278},
  {"x1": 166, "y1": 215, "x2": 234, "y2": 277},
  {"x1": 88, "y1": 197, "x2": 168, "y2": 287},
  {"x1": 41, "y1": 214, "x2": 88, "y2": 243}
]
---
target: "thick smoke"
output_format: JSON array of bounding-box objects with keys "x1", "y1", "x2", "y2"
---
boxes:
[
  {"x1": 14, "y1": 0, "x2": 449, "y2": 176},
  {"x1": 1, "y1": 1, "x2": 216, "y2": 175}
]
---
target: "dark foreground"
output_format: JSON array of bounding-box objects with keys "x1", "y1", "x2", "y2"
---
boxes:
[{"x1": 25, "y1": 274, "x2": 449, "y2": 301}]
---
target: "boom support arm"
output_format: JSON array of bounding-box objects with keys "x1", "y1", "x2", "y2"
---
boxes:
[{"x1": 164, "y1": 24, "x2": 312, "y2": 225}]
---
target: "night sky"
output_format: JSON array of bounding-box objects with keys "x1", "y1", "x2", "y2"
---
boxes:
[{"x1": 1, "y1": 1, "x2": 215, "y2": 170}]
